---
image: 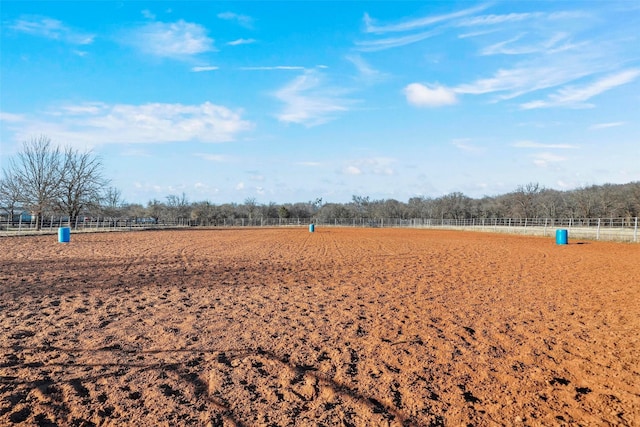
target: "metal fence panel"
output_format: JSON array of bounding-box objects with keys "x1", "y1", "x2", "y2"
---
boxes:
[{"x1": 1, "y1": 215, "x2": 637, "y2": 242}]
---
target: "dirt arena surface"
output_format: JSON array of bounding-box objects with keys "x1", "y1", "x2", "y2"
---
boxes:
[{"x1": 1, "y1": 228, "x2": 639, "y2": 426}]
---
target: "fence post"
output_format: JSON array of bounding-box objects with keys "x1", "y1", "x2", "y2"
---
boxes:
[
  {"x1": 597, "y1": 218, "x2": 601, "y2": 240},
  {"x1": 635, "y1": 217, "x2": 638, "y2": 243}
]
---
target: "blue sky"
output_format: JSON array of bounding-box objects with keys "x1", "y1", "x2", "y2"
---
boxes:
[{"x1": 1, "y1": 1, "x2": 639, "y2": 205}]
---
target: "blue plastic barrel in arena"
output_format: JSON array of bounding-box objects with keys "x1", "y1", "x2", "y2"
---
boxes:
[
  {"x1": 58, "y1": 227, "x2": 71, "y2": 243},
  {"x1": 309, "y1": 224, "x2": 315, "y2": 233},
  {"x1": 555, "y1": 229, "x2": 568, "y2": 245}
]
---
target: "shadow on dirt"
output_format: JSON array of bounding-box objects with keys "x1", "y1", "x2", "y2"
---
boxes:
[{"x1": 1, "y1": 344, "x2": 421, "y2": 426}]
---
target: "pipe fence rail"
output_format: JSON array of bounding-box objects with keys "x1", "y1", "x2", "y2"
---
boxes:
[{"x1": 1, "y1": 215, "x2": 638, "y2": 242}]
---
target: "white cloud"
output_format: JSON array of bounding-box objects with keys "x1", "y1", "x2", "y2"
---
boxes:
[
  {"x1": 453, "y1": 55, "x2": 610, "y2": 101},
  {"x1": 589, "y1": 122, "x2": 625, "y2": 130},
  {"x1": 456, "y1": 10, "x2": 589, "y2": 28},
  {"x1": 235, "y1": 182, "x2": 245, "y2": 190},
  {"x1": 227, "y1": 38, "x2": 256, "y2": 46},
  {"x1": 240, "y1": 66, "x2": 305, "y2": 71},
  {"x1": 141, "y1": 9, "x2": 156, "y2": 20},
  {"x1": 458, "y1": 28, "x2": 501, "y2": 39},
  {"x1": 57, "y1": 103, "x2": 107, "y2": 115},
  {"x1": 344, "y1": 166, "x2": 362, "y2": 175},
  {"x1": 217, "y1": 12, "x2": 253, "y2": 28},
  {"x1": 195, "y1": 153, "x2": 230, "y2": 162},
  {"x1": 452, "y1": 139, "x2": 485, "y2": 153},
  {"x1": 120, "y1": 148, "x2": 152, "y2": 157},
  {"x1": 355, "y1": 30, "x2": 439, "y2": 52},
  {"x1": 191, "y1": 65, "x2": 219, "y2": 72},
  {"x1": 404, "y1": 83, "x2": 457, "y2": 107},
  {"x1": 343, "y1": 157, "x2": 395, "y2": 176},
  {"x1": 456, "y1": 12, "x2": 542, "y2": 27},
  {"x1": 520, "y1": 69, "x2": 640, "y2": 109},
  {"x1": 7, "y1": 101, "x2": 253, "y2": 148},
  {"x1": 126, "y1": 20, "x2": 215, "y2": 59},
  {"x1": 363, "y1": 4, "x2": 489, "y2": 34},
  {"x1": 532, "y1": 152, "x2": 567, "y2": 167},
  {"x1": 345, "y1": 55, "x2": 387, "y2": 83},
  {"x1": 512, "y1": 141, "x2": 577, "y2": 149},
  {"x1": 10, "y1": 15, "x2": 94, "y2": 44},
  {"x1": 479, "y1": 33, "x2": 577, "y2": 56},
  {"x1": 274, "y1": 71, "x2": 355, "y2": 126},
  {"x1": 0, "y1": 112, "x2": 26, "y2": 123}
]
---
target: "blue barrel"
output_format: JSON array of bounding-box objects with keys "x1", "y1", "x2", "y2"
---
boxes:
[
  {"x1": 309, "y1": 224, "x2": 315, "y2": 233},
  {"x1": 58, "y1": 227, "x2": 71, "y2": 243},
  {"x1": 555, "y1": 229, "x2": 568, "y2": 245}
]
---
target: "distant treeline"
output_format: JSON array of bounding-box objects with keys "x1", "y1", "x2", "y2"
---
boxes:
[
  {"x1": 99, "y1": 182, "x2": 640, "y2": 224},
  {"x1": 3, "y1": 137, "x2": 638, "y2": 227}
]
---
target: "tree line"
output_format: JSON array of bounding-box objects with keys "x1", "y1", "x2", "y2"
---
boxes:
[{"x1": 2, "y1": 137, "x2": 639, "y2": 228}]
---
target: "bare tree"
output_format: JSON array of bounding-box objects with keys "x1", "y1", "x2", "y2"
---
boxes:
[
  {"x1": 243, "y1": 197, "x2": 257, "y2": 221},
  {"x1": 58, "y1": 147, "x2": 108, "y2": 225},
  {"x1": 435, "y1": 192, "x2": 472, "y2": 220},
  {"x1": 0, "y1": 169, "x2": 23, "y2": 220},
  {"x1": 511, "y1": 182, "x2": 544, "y2": 219},
  {"x1": 351, "y1": 195, "x2": 371, "y2": 217},
  {"x1": 6, "y1": 136, "x2": 63, "y2": 229},
  {"x1": 190, "y1": 201, "x2": 216, "y2": 225},
  {"x1": 146, "y1": 199, "x2": 165, "y2": 223},
  {"x1": 102, "y1": 186, "x2": 124, "y2": 217},
  {"x1": 166, "y1": 192, "x2": 190, "y2": 221}
]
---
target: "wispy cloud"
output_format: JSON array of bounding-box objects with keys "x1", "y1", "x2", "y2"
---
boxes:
[
  {"x1": 342, "y1": 157, "x2": 395, "y2": 176},
  {"x1": 404, "y1": 83, "x2": 457, "y2": 107},
  {"x1": 195, "y1": 153, "x2": 231, "y2": 162},
  {"x1": 274, "y1": 71, "x2": 356, "y2": 126},
  {"x1": 141, "y1": 9, "x2": 156, "y2": 20},
  {"x1": 453, "y1": 53, "x2": 610, "y2": 101},
  {"x1": 9, "y1": 15, "x2": 94, "y2": 44},
  {"x1": 227, "y1": 38, "x2": 256, "y2": 46},
  {"x1": 120, "y1": 148, "x2": 152, "y2": 158},
  {"x1": 191, "y1": 65, "x2": 219, "y2": 72},
  {"x1": 125, "y1": 20, "x2": 215, "y2": 59},
  {"x1": 345, "y1": 55, "x2": 387, "y2": 84},
  {"x1": 297, "y1": 161, "x2": 322, "y2": 167},
  {"x1": 452, "y1": 139, "x2": 485, "y2": 154},
  {"x1": 456, "y1": 12, "x2": 542, "y2": 27},
  {"x1": 531, "y1": 152, "x2": 567, "y2": 167},
  {"x1": 217, "y1": 12, "x2": 253, "y2": 28},
  {"x1": 357, "y1": 4, "x2": 496, "y2": 51},
  {"x1": 240, "y1": 66, "x2": 305, "y2": 71},
  {"x1": 589, "y1": 122, "x2": 625, "y2": 130},
  {"x1": 363, "y1": 4, "x2": 489, "y2": 34},
  {"x1": 6, "y1": 102, "x2": 253, "y2": 147},
  {"x1": 480, "y1": 32, "x2": 578, "y2": 56},
  {"x1": 521, "y1": 69, "x2": 640, "y2": 109},
  {"x1": 512, "y1": 141, "x2": 577, "y2": 149},
  {"x1": 344, "y1": 165, "x2": 362, "y2": 175},
  {"x1": 0, "y1": 112, "x2": 26, "y2": 123},
  {"x1": 355, "y1": 30, "x2": 439, "y2": 52},
  {"x1": 436, "y1": 6, "x2": 633, "y2": 108},
  {"x1": 458, "y1": 28, "x2": 501, "y2": 39}
]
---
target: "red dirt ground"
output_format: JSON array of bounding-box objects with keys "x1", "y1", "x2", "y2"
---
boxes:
[{"x1": 1, "y1": 228, "x2": 639, "y2": 426}]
